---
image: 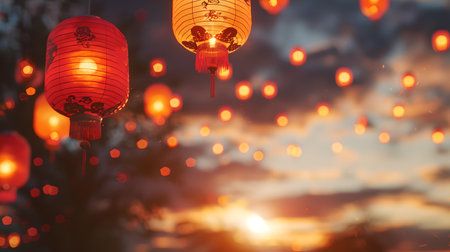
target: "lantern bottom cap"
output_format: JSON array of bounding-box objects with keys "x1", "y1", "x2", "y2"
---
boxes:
[
  {"x1": 0, "y1": 188, "x2": 17, "y2": 203},
  {"x1": 70, "y1": 114, "x2": 102, "y2": 141}
]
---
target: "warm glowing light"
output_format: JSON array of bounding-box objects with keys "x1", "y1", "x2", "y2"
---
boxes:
[
  {"x1": 125, "y1": 120, "x2": 137, "y2": 133},
  {"x1": 145, "y1": 84, "x2": 173, "y2": 124},
  {"x1": 218, "y1": 195, "x2": 231, "y2": 206},
  {"x1": 291, "y1": 241, "x2": 303, "y2": 252},
  {"x1": 219, "y1": 107, "x2": 233, "y2": 122},
  {"x1": 331, "y1": 142, "x2": 343, "y2": 153},
  {"x1": 209, "y1": 37, "x2": 217, "y2": 47},
  {"x1": 150, "y1": 58, "x2": 167, "y2": 77},
  {"x1": 25, "y1": 87, "x2": 36, "y2": 96},
  {"x1": 167, "y1": 136, "x2": 179, "y2": 148},
  {"x1": 110, "y1": 149, "x2": 120, "y2": 158},
  {"x1": 287, "y1": 144, "x2": 302, "y2": 157},
  {"x1": 160, "y1": 166, "x2": 171, "y2": 177},
  {"x1": 49, "y1": 131, "x2": 59, "y2": 141},
  {"x1": 217, "y1": 66, "x2": 232, "y2": 81},
  {"x1": 78, "y1": 58, "x2": 97, "y2": 74},
  {"x1": 238, "y1": 142, "x2": 250, "y2": 153},
  {"x1": 253, "y1": 150, "x2": 264, "y2": 162},
  {"x1": 269, "y1": 0, "x2": 278, "y2": 7},
  {"x1": 212, "y1": 143, "x2": 224, "y2": 155},
  {"x1": 262, "y1": 81, "x2": 278, "y2": 99},
  {"x1": 289, "y1": 47, "x2": 307, "y2": 66},
  {"x1": 200, "y1": 125, "x2": 211, "y2": 137},
  {"x1": 259, "y1": 0, "x2": 290, "y2": 15},
  {"x1": 360, "y1": 0, "x2": 389, "y2": 21},
  {"x1": 186, "y1": 157, "x2": 196, "y2": 168},
  {"x1": 22, "y1": 65, "x2": 34, "y2": 76},
  {"x1": 354, "y1": 123, "x2": 366, "y2": 135},
  {"x1": 432, "y1": 30, "x2": 450, "y2": 52},
  {"x1": 0, "y1": 160, "x2": 16, "y2": 178},
  {"x1": 235, "y1": 81, "x2": 253, "y2": 100},
  {"x1": 169, "y1": 95, "x2": 183, "y2": 111},
  {"x1": 379, "y1": 131, "x2": 391, "y2": 144},
  {"x1": 402, "y1": 73, "x2": 417, "y2": 90},
  {"x1": 2, "y1": 216, "x2": 12, "y2": 225},
  {"x1": 392, "y1": 104, "x2": 406, "y2": 119},
  {"x1": 336, "y1": 67, "x2": 353, "y2": 87},
  {"x1": 246, "y1": 215, "x2": 269, "y2": 234},
  {"x1": 136, "y1": 138, "x2": 148, "y2": 149},
  {"x1": 276, "y1": 114, "x2": 289, "y2": 127},
  {"x1": 8, "y1": 233, "x2": 20, "y2": 248},
  {"x1": 432, "y1": 129, "x2": 445, "y2": 144},
  {"x1": 27, "y1": 227, "x2": 38, "y2": 237},
  {"x1": 316, "y1": 103, "x2": 330, "y2": 117},
  {"x1": 153, "y1": 101, "x2": 164, "y2": 112}
]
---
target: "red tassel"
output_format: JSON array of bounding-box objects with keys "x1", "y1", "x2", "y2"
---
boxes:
[
  {"x1": 70, "y1": 114, "x2": 102, "y2": 141},
  {"x1": 195, "y1": 43, "x2": 229, "y2": 73},
  {"x1": 80, "y1": 141, "x2": 91, "y2": 176}
]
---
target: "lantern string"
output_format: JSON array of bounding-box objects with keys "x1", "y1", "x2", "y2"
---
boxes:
[
  {"x1": 88, "y1": 0, "x2": 91, "y2": 15},
  {"x1": 209, "y1": 68, "x2": 216, "y2": 98},
  {"x1": 80, "y1": 141, "x2": 91, "y2": 176}
]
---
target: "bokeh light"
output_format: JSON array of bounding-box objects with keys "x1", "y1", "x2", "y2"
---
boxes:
[
  {"x1": 331, "y1": 142, "x2": 343, "y2": 153},
  {"x1": 262, "y1": 81, "x2": 278, "y2": 99},
  {"x1": 402, "y1": 73, "x2": 417, "y2": 90},
  {"x1": 238, "y1": 142, "x2": 250, "y2": 154},
  {"x1": 286, "y1": 144, "x2": 302, "y2": 158},
  {"x1": 432, "y1": 129, "x2": 445, "y2": 144},
  {"x1": 235, "y1": 81, "x2": 253, "y2": 100},
  {"x1": 200, "y1": 125, "x2": 211, "y2": 137},
  {"x1": 185, "y1": 157, "x2": 196, "y2": 168},
  {"x1": 110, "y1": 149, "x2": 121, "y2": 159},
  {"x1": 379, "y1": 131, "x2": 391, "y2": 144},
  {"x1": 150, "y1": 58, "x2": 166, "y2": 77},
  {"x1": 8, "y1": 233, "x2": 20, "y2": 248},
  {"x1": 212, "y1": 143, "x2": 224, "y2": 155},
  {"x1": 253, "y1": 150, "x2": 264, "y2": 162},
  {"x1": 276, "y1": 113, "x2": 289, "y2": 127},
  {"x1": 219, "y1": 107, "x2": 233, "y2": 122},
  {"x1": 169, "y1": 94, "x2": 183, "y2": 111},
  {"x1": 432, "y1": 30, "x2": 450, "y2": 52},
  {"x1": 316, "y1": 103, "x2": 330, "y2": 117},
  {"x1": 160, "y1": 167, "x2": 171, "y2": 177},
  {"x1": 335, "y1": 67, "x2": 354, "y2": 87},
  {"x1": 136, "y1": 138, "x2": 149, "y2": 149},
  {"x1": 289, "y1": 46, "x2": 306, "y2": 66},
  {"x1": 217, "y1": 65, "x2": 232, "y2": 81},
  {"x1": 392, "y1": 104, "x2": 406, "y2": 119},
  {"x1": 167, "y1": 136, "x2": 179, "y2": 148}
]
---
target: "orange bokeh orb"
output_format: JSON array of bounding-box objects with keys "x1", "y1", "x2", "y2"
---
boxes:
[
  {"x1": 432, "y1": 30, "x2": 450, "y2": 52},
  {"x1": 262, "y1": 81, "x2": 278, "y2": 99},
  {"x1": 360, "y1": 0, "x2": 390, "y2": 21},
  {"x1": 335, "y1": 67, "x2": 354, "y2": 87},
  {"x1": 276, "y1": 113, "x2": 289, "y2": 127},
  {"x1": 354, "y1": 117, "x2": 368, "y2": 135},
  {"x1": 235, "y1": 81, "x2": 253, "y2": 100},
  {"x1": 186, "y1": 157, "x2": 196, "y2": 168},
  {"x1": 110, "y1": 149, "x2": 120, "y2": 159},
  {"x1": 144, "y1": 84, "x2": 173, "y2": 125},
  {"x1": 219, "y1": 106, "x2": 233, "y2": 122},
  {"x1": 259, "y1": 0, "x2": 290, "y2": 15},
  {"x1": 200, "y1": 125, "x2": 211, "y2": 137},
  {"x1": 378, "y1": 131, "x2": 391, "y2": 144},
  {"x1": 392, "y1": 104, "x2": 406, "y2": 119},
  {"x1": 167, "y1": 136, "x2": 179, "y2": 148},
  {"x1": 289, "y1": 47, "x2": 307, "y2": 66},
  {"x1": 136, "y1": 138, "x2": 149, "y2": 149},
  {"x1": 217, "y1": 65, "x2": 233, "y2": 81},
  {"x1": 402, "y1": 73, "x2": 417, "y2": 90},
  {"x1": 212, "y1": 143, "x2": 224, "y2": 155},
  {"x1": 160, "y1": 166, "x2": 171, "y2": 177},
  {"x1": 431, "y1": 129, "x2": 445, "y2": 145},
  {"x1": 286, "y1": 144, "x2": 302, "y2": 158},
  {"x1": 150, "y1": 58, "x2": 166, "y2": 77},
  {"x1": 238, "y1": 142, "x2": 250, "y2": 153},
  {"x1": 316, "y1": 102, "x2": 330, "y2": 117},
  {"x1": 253, "y1": 150, "x2": 264, "y2": 162},
  {"x1": 169, "y1": 94, "x2": 183, "y2": 112}
]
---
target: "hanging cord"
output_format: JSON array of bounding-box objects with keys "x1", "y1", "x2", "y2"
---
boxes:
[
  {"x1": 208, "y1": 67, "x2": 217, "y2": 98},
  {"x1": 80, "y1": 141, "x2": 91, "y2": 176},
  {"x1": 88, "y1": 0, "x2": 91, "y2": 15}
]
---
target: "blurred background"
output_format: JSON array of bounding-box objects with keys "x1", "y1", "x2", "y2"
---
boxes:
[{"x1": 0, "y1": 0, "x2": 450, "y2": 251}]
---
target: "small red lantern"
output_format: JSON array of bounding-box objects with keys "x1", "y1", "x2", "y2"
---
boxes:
[
  {"x1": 0, "y1": 132, "x2": 30, "y2": 203},
  {"x1": 360, "y1": 0, "x2": 389, "y2": 21},
  {"x1": 150, "y1": 58, "x2": 166, "y2": 77},
  {"x1": 259, "y1": 0, "x2": 290, "y2": 15},
  {"x1": 45, "y1": 16, "x2": 129, "y2": 141},
  {"x1": 432, "y1": 30, "x2": 450, "y2": 52}
]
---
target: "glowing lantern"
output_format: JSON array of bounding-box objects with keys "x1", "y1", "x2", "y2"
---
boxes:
[
  {"x1": 392, "y1": 104, "x2": 406, "y2": 119},
  {"x1": 289, "y1": 47, "x2": 306, "y2": 66},
  {"x1": 335, "y1": 67, "x2": 353, "y2": 87},
  {"x1": 402, "y1": 73, "x2": 417, "y2": 90},
  {"x1": 316, "y1": 102, "x2": 330, "y2": 117},
  {"x1": 150, "y1": 58, "x2": 167, "y2": 77},
  {"x1": 432, "y1": 129, "x2": 445, "y2": 145},
  {"x1": 378, "y1": 131, "x2": 390, "y2": 144},
  {"x1": 144, "y1": 84, "x2": 173, "y2": 125},
  {"x1": 172, "y1": 0, "x2": 252, "y2": 97},
  {"x1": 219, "y1": 106, "x2": 233, "y2": 122},
  {"x1": 276, "y1": 113, "x2": 288, "y2": 127},
  {"x1": 34, "y1": 94, "x2": 70, "y2": 150},
  {"x1": 262, "y1": 81, "x2": 278, "y2": 99},
  {"x1": 217, "y1": 65, "x2": 233, "y2": 81},
  {"x1": 259, "y1": 0, "x2": 290, "y2": 15},
  {"x1": 360, "y1": 0, "x2": 389, "y2": 21},
  {"x1": 235, "y1": 81, "x2": 253, "y2": 100},
  {"x1": 432, "y1": 30, "x2": 450, "y2": 52},
  {"x1": 0, "y1": 132, "x2": 30, "y2": 203},
  {"x1": 45, "y1": 16, "x2": 129, "y2": 141}
]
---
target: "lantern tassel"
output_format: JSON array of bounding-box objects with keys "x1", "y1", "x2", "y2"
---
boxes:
[
  {"x1": 80, "y1": 141, "x2": 91, "y2": 176},
  {"x1": 209, "y1": 68, "x2": 216, "y2": 98}
]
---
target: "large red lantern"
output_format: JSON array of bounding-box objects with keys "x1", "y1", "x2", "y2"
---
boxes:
[
  {"x1": 360, "y1": 0, "x2": 389, "y2": 21},
  {"x1": 45, "y1": 16, "x2": 129, "y2": 141},
  {"x1": 173, "y1": 0, "x2": 252, "y2": 98},
  {"x1": 0, "y1": 132, "x2": 30, "y2": 203},
  {"x1": 259, "y1": 0, "x2": 290, "y2": 15}
]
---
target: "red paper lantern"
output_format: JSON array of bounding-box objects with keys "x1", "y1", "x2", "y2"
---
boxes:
[
  {"x1": 0, "y1": 132, "x2": 30, "y2": 203},
  {"x1": 360, "y1": 0, "x2": 389, "y2": 21},
  {"x1": 259, "y1": 0, "x2": 290, "y2": 15},
  {"x1": 45, "y1": 16, "x2": 129, "y2": 141}
]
